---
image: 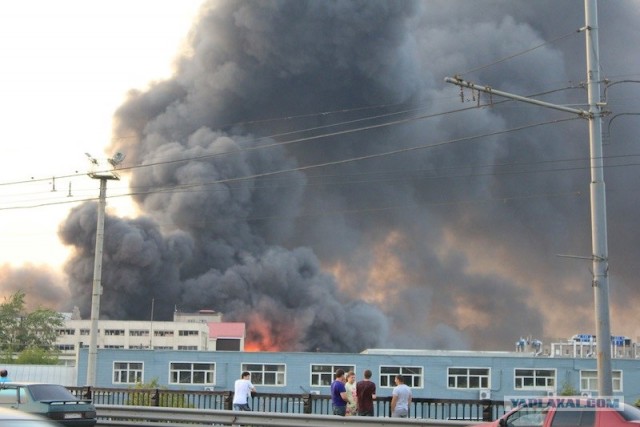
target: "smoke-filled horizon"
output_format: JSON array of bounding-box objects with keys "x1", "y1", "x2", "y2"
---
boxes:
[{"x1": 8, "y1": 0, "x2": 640, "y2": 352}]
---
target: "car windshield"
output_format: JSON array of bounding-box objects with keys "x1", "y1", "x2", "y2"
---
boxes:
[{"x1": 28, "y1": 385, "x2": 77, "y2": 402}]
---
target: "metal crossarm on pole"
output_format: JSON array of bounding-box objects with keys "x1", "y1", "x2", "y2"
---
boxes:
[{"x1": 443, "y1": 76, "x2": 590, "y2": 118}]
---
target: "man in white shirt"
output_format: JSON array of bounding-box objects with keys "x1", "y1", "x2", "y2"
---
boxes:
[
  {"x1": 232, "y1": 371, "x2": 256, "y2": 411},
  {"x1": 391, "y1": 374, "x2": 412, "y2": 418}
]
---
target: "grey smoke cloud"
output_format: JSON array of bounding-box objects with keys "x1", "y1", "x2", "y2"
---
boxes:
[
  {"x1": 0, "y1": 264, "x2": 67, "y2": 311},
  {"x1": 54, "y1": 0, "x2": 640, "y2": 351}
]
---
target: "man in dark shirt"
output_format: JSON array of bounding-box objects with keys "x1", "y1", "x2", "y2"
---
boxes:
[{"x1": 356, "y1": 369, "x2": 377, "y2": 416}]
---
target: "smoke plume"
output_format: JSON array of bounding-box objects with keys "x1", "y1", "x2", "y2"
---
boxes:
[{"x1": 55, "y1": 0, "x2": 640, "y2": 351}]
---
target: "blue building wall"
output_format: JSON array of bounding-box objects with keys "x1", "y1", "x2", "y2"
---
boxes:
[{"x1": 76, "y1": 349, "x2": 640, "y2": 403}]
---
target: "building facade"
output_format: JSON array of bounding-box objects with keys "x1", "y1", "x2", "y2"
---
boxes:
[
  {"x1": 55, "y1": 310, "x2": 245, "y2": 365},
  {"x1": 74, "y1": 347, "x2": 640, "y2": 403}
]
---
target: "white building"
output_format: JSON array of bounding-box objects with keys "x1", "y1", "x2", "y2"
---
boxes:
[{"x1": 55, "y1": 309, "x2": 245, "y2": 365}]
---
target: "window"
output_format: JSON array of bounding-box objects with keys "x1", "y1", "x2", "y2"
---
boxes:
[
  {"x1": 154, "y1": 330, "x2": 174, "y2": 337},
  {"x1": 104, "y1": 329, "x2": 125, "y2": 336},
  {"x1": 448, "y1": 367, "x2": 490, "y2": 389},
  {"x1": 178, "y1": 330, "x2": 199, "y2": 336},
  {"x1": 113, "y1": 362, "x2": 143, "y2": 384},
  {"x1": 0, "y1": 389, "x2": 18, "y2": 404},
  {"x1": 550, "y1": 409, "x2": 595, "y2": 427},
  {"x1": 177, "y1": 345, "x2": 198, "y2": 350},
  {"x1": 580, "y1": 370, "x2": 622, "y2": 392},
  {"x1": 57, "y1": 329, "x2": 75, "y2": 336},
  {"x1": 104, "y1": 345, "x2": 125, "y2": 349},
  {"x1": 242, "y1": 363, "x2": 285, "y2": 386},
  {"x1": 310, "y1": 364, "x2": 355, "y2": 387},
  {"x1": 504, "y1": 406, "x2": 548, "y2": 427},
  {"x1": 130, "y1": 330, "x2": 150, "y2": 336},
  {"x1": 217, "y1": 339, "x2": 241, "y2": 351},
  {"x1": 515, "y1": 369, "x2": 556, "y2": 390},
  {"x1": 80, "y1": 329, "x2": 91, "y2": 335},
  {"x1": 170, "y1": 362, "x2": 215, "y2": 385},
  {"x1": 380, "y1": 366, "x2": 423, "y2": 388},
  {"x1": 56, "y1": 344, "x2": 75, "y2": 351}
]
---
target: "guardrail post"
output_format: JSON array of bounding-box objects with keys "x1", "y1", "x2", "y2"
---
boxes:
[{"x1": 224, "y1": 391, "x2": 233, "y2": 410}]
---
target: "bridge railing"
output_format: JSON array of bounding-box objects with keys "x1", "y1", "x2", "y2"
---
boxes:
[{"x1": 70, "y1": 386, "x2": 505, "y2": 421}]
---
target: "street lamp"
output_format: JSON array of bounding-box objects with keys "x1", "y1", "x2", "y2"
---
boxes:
[{"x1": 85, "y1": 152, "x2": 124, "y2": 387}]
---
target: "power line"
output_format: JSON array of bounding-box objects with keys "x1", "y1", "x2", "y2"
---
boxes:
[
  {"x1": 456, "y1": 29, "x2": 580, "y2": 77},
  {"x1": 0, "y1": 116, "x2": 581, "y2": 211},
  {"x1": 0, "y1": 82, "x2": 587, "y2": 190}
]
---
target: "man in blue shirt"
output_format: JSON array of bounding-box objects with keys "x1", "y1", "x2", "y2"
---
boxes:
[{"x1": 330, "y1": 369, "x2": 348, "y2": 416}]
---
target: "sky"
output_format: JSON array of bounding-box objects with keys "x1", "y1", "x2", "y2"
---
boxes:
[
  {"x1": 1, "y1": 0, "x2": 640, "y2": 353},
  {"x1": 0, "y1": 1, "x2": 202, "y2": 266}
]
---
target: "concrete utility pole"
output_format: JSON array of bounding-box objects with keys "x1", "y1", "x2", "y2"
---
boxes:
[
  {"x1": 86, "y1": 153, "x2": 123, "y2": 387},
  {"x1": 445, "y1": 0, "x2": 612, "y2": 396}
]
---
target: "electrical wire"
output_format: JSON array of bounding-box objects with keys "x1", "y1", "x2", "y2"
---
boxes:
[
  {"x1": 456, "y1": 29, "x2": 580, "y2": 77},
  {"x1": 0, "y1": 82, "x2": 585, "y2": 189},
  {"x1": 0, "y1": 116, "x2": 581, "y2": 211}
]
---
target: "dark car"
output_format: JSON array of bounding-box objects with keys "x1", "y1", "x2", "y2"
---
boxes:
[
  {"x1": 0, "y1": 406, "x2": 61, "y2": 426},
  {"x1": 0, "y1": 383, "x2": 96, "y2": 427}
]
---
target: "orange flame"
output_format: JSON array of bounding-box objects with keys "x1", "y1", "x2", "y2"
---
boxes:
[{"x1": 243, "y1": 310, "x2": 304, "y2": 352}]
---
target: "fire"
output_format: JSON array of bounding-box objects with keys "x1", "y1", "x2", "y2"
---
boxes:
[
  {"x1": 243, "y1": 310, "x2": 304, "y2": 352},
  {"x1": 244, "y1": 342, "x2": 267, "y2": 352}
]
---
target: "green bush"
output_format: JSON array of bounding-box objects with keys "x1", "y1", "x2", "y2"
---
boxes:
[
  {"x1": 558, "y1": 381, "x2": 579, "y2": 396},
  {"x1": 127, "y1": 378, "x2": 193, "y2": 408}
]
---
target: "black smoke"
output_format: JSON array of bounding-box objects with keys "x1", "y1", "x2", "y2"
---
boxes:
[{"x1": 56, "y1": 0, "x2": 640, "y2": 351}]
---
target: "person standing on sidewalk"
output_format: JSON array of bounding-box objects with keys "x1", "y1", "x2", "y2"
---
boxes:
[
  {"x1": 345, "y1": 371, "x2": 358, "y2": 415},
  {"x1": 232, "y1": 371, "x2": 256, "y2": 411},
  {"x1": 356, "y1": 369, "x2": 376, "y2": 416},
  {"x1": 391, "y1": 375, "x2": 412, "y2": 418},
  {"x1": 330, "y1": 369, "x2": 348, "y2": 416}
]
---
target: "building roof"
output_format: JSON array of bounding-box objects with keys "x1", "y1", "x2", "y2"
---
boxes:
[
  {"x1": 361, "y1": 348, "x2": 536, "y2": 357},
  {"x1": 208, "y1": 322, "x2": 245, "y2": 339}
]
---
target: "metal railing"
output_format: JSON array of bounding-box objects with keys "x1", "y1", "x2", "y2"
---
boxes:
[
  {"x1": 95, "y1": 405, "x2": 481, "y2": 427},
  {"x1": 69, "y1": 386, "x2": 505, "y2": 422}
]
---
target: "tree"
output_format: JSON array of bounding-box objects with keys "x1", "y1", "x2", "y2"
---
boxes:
[
  {"x1": 0, "y1": 291, "x2": 64, "y2": 363},
  {"x1": 15, "y1": 348, "x2": 59, "y2": 365}
]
